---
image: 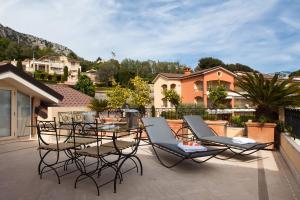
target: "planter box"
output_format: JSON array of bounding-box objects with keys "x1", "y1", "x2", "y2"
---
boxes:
[
  {"x1": 205, "y1": 120, "x2": 228, "y2": 136},
  {"x1": 245, "y1": 122, "x2": 276, "y2": 150},
  {"x1": 226, "y1": 127, "x2": 245, "y2": 137},
  {"x1": 280, "y1": 133, "x2": 300, "y2": 185}
]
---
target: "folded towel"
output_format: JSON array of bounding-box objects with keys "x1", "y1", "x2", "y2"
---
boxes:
[
  {"x1": 177, "y1": 142, "x2": 207, "y2": 152},
  {"x1": 232, "y1": 137, "x2": 256, "y2": 144},
  {"x1": 101, "y1": 125, "x2": 117, "y2": 130}
]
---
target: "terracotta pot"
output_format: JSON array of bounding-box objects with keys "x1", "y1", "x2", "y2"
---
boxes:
[
  {"x1": 205, "y1": 120, "x2": 228, "y2": 136},
  {"x1": 245, "y1": 122, "x2": 276, "y2": 150}
]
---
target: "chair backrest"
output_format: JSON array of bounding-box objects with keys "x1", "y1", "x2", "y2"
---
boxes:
[
  {"x1": 183, "y1": 115, "x2": 215, "y2": 138},
  {"x1": 141, "y1": 117, "x2": 177, "y2": 144},
  {"x1": 58, "y1": 112, "x2": 73, "y2": 124},
  {"x1": 82, "y1": 111, "x2": 96, "y2": 123},
  {"x1": 36, "y1": 119, "x2": 58, "y2": 146}
]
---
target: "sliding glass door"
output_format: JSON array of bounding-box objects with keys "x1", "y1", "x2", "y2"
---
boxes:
[
  {"x1": 0, "y1": 89, "x2": 11, "y2": 137},
  {"x1": 17, "y1": 92, "x2": 31, "y2": 136}
]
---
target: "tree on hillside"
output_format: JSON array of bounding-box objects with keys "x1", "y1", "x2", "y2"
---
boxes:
[
  {"x1": 75, "y1": 75, "x2": 95, "y2": 97},
  {"x1": 63, "y1": 66, "x2": 68, "y2": 81},
  {"x1": 225, "y1": 63, "x2": 254, "y2": 72},
  {"x1": 195, "y1": 57, "x2": 224, "y2": 71},
  {"x1": 68, "y1": 51, "x2": 78, "y2": 59},
  {"x1": 96, "y1": 60, "x2": 119, "y2": 86},
  {"x1": 16, "y1": 59, "x2": 23, "y2": 70},
  {"x1": 289, "y1": 69, "x2": 300, "y2": 77},
  {"x1": 80, "y1": 60, "x2": 96, "y2": 72}
]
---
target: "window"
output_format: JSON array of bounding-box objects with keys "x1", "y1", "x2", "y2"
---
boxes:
[
  {"x1": 170, "y1": 84, "x2": 176, "y2": 90},
  {"x1": 207, "y1": 81, "x2": 230, "y2": 90},
  {"x1": 161, "y1": 84, "x2": 167, "y2": 93},
  {"x1": 162, "y1": 98, "x2": 168, "y2": 107},
  {"x1": 194, "y1": 96, "x2": 203, "y2": 105},
  {"x1": 194, "y1": 81, "x2": 203, "y2": 91}
]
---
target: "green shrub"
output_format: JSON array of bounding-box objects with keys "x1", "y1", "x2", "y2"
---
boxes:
[
  {"x1": 160, "y1": 111, "x2": 179, "y2": 119},
  {"x1": 151, "y1": 105, "x2": 156, "y2": 117},
  {"x1": 230, "y1": 115, "x2": 255, "y2": 127}
]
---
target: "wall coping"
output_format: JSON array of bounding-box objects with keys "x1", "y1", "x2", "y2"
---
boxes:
[
  {"x1": 280, "y1": 133, "x2": 300, "y2": 186},
  {"x1": 245, "y1": 122, "x2": 276, "y2": 128}
]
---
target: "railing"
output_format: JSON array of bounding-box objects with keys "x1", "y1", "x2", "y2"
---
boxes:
[
  {"x1": 144, "y1": 107, "x2": 255, "y2": 126},
  {"x1": 284, "y1": 108, "x2": 300, "y2": 139}
]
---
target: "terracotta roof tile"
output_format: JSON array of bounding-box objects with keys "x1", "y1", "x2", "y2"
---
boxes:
[{"x1": 47, "y1": 84, "x2": 92, "y2": 107}]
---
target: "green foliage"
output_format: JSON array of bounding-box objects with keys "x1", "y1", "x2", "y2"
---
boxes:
[
  {"x1": 63, "y1": 66, "x2": 68, "y2": 81},
  {"x1": 236, "y1": 72, "x2": 300, "y2": 122},
  {"x1": 0, "y1": 36, "x2": 59, "y2": 60},
  {"x1": 195, "y1": 57, "x2": 224, "y2": 71},
  {"x1": 75, "y1": 75, "x2": 95, "y2": 97},
  {"x1": 208, "y1": 85, "x2": 228, "y2": 109},
  {"x1": 160, "y1": 104, "x2": 207, "y2": 119},
  {"x1": 16, "y1": 59, "x2": 23, "y2": 70},
  {"x1": 230, "y1": 115, "x2": 255, "y2": 127},
  {"x1": 78, "y1": 68, "x2": 81, "y2": 78},
  {"x1": 151, "y1": 105, "x2": 156, "y2": 117},
  {"x1": 80, "y1": 60, "x2": 97, "y2": 72},
  {"x1": 52, "y1": 73, "x2": 57, "y2": 82},
  {"x1": 35, "y1": 47, "x2": 58, "y2": 58},
  {"x1": 96, "y1": 60, "x2": 119, "y2": 86},
  {"x1": 177, "y1": 103, "x2": 206, "y2": 117},
  {"x1": 130, "y1": 76, "x2": 151, "y2": 108},
  {"x1": 160, "y1": 111, "x2": 179, "y2": 119},
  {"x1": 163, "y1": 89, "x2": 181, "y2": 108},
  {"x1": 88, "y1": 98, "x2": 108, "y2": 117},
  {"x1": 106, "y1": 85, "x2": 131, "y2": 109},
  {"x1": 68, "y1": 51, "x2": 78, "y2": 59},
  {"x1": 195, "y1": 57, "x2": 254, "y2": 72},
  {"x1": 225, "y1": 63, "x2": 255, "y2": 72},
  {"x1": 289, "y1": 69, "x2": 300, "y2": 77}
]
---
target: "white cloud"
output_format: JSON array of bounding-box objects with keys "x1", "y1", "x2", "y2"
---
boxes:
[{"x1": 0, "y1": 0, "x2": 299, "y2": 72}]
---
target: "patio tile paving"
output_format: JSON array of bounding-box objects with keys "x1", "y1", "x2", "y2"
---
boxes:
[{"x1": 0, "y1": 139, "x2": 299, "y2": 200}]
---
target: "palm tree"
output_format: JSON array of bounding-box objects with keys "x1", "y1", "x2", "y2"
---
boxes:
[
  {"x1": 235, "y1": 72, "x2": 300, "y2": 122},
  {"x1": 88, "y1": 98, "x2": 108, "y2": 117}
]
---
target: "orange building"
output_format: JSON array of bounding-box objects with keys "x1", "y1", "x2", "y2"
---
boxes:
[{"x1": 153, "y1": 66, "x2": 242, "y2": 108}]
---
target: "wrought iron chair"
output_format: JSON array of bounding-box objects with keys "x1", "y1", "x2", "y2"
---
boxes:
[
  {"x1": 37, "y1": 118, "x2": 80, "y2": 184},
  {"x1": 72, "y1": 119, "x2": 143, "y2": 196}
]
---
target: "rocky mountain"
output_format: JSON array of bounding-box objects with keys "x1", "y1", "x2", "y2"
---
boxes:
[{"x1": 0, "y1": 23, "x2": 73, "y2": 55}]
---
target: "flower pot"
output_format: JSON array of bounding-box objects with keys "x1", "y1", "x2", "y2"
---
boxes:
[
  {"x1": 245, "y1": 122, "x2": 276, "y2": 150},
  {"x1": 205, "y1": 120, "x2": 228, "y2": 136}
]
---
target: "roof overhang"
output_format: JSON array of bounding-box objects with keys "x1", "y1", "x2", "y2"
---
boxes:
[{"x1": 0, "y1": 64, "x2": 63, "y2": 103}]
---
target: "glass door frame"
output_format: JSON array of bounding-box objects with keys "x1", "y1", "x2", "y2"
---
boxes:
[{"x1": 0, "y1": 86, "x2": 13, "y2": 139}]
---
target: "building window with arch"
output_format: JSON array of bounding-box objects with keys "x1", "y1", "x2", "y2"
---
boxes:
[
  {"x1": 194, "y1": 96, "x2": 203, "y2": 105},
  {"x1": 170, "y1": 83, "x2": 176, "y2": 90},
  {"x1": 194, "y1": 81, "x2": 203, "y2": 91},
  {"x1": 161, "y1": 84, "x2": 167, "y2": 93},
  {"x1": 162, "y1": 98, "x2": 168, "y2": 107}
]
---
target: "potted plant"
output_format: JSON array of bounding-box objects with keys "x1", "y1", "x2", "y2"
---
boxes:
[
  {"x1": 88, "y1": 98, "x2": 108, "y2": 118},
  {"x1": 236, "y1": 72, "x2": 300, "y2": 149}
]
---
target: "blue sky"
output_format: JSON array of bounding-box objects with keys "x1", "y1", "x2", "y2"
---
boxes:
[{"x1": 0, "y1": 0, "x2": 299, "y2": 72}]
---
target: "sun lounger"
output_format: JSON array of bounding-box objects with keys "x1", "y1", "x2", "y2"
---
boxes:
[
  {"x1": 183, "y1": 115, "x2": 273, "y2": 159},
  {"x1": 141, "y1": 117, "x2": 227, "y2": 168}
]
